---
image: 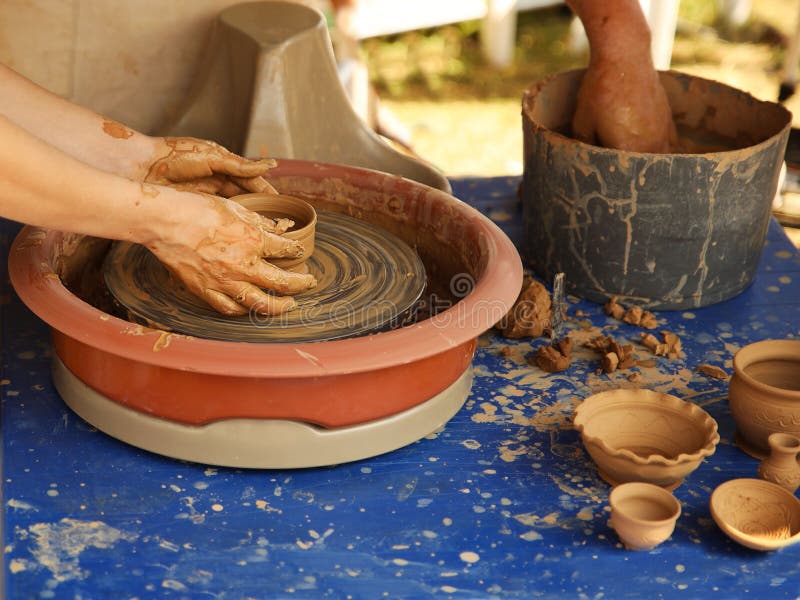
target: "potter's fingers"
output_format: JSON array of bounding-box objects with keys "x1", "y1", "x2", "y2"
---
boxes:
[
  {"x1": 203, "y1": 288, "x2": 249, "y2": 316},
  {"x1": 262, "y1": 231, "x2": 305, "y2": 259},
  {"x1": 249, "y1": 261, "x2": 317, "y2": 295},
  {"x1": 218, "y1": 179, "x2": 245, "y2": 198},
  {"x1": 258, "y1": 215, "x2": 294, "y2": 235},
  {"x1": 231, "y1": 175, "x2": 279, "y2": 194},
  {"x1": 210, "y1": 154, "x2": 277, "y2": 178},
  {"x1": 225, "y1": 282, "x2": 297, "y2": 315}
]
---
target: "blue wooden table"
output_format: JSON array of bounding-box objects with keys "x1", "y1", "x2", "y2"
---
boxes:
[{"x1": 3, "y1": 176, "x2": 800, "y2": 599}]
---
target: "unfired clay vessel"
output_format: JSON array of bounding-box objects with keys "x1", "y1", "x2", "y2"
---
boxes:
[
  {"x1": 573, "y1": 388, "x2": 719, "y2": 490},
  {"x1": 609, "y1": 482, "x2": 681, "y2": 551},
  {"x1": 758, "y1": 433, "x2": 800, "y2": 493},
  {"x1": 233, "y1": 192, "x2": 317, "y2": 271},
  {"x1": 729, "y1": 339, "x2": 800, "y2": 458},
  {"x1": 710, "y1": 478, "x2": 800, "y2": 551}
]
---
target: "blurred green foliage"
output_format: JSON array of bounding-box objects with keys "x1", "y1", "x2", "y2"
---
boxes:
[{"x1": 361, "y1": 0, "x2": 764, "y2": 101}]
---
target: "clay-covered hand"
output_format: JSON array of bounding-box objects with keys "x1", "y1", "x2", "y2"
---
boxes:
[
  {"x1": 146, "y1": 194, "x2": 316, "y2": 316},
  {"x1": 144, "y1": 137, "x2": 279, "y2": 198},
  {"x1": 571, "y1": 54, "x2": 676, "y2": 153}
]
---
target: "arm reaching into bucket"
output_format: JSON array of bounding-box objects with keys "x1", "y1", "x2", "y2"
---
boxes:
[
  {"x1": 0, "y1": 64, "x2": 278, "y2": 196},
  {"x1": 566, "y1": 0, "x2": 676, "y2": 153}
]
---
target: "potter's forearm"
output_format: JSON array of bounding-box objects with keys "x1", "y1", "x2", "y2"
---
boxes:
[
  {"x1": 0, "y1": 115, "x2": 195, "y2": 242},
  {"x1": 0, "y1": 64, "x2": 159, "y2": 180},
  {"x1": 566, "y1": 0, "x2": 652, "y2": 60}
]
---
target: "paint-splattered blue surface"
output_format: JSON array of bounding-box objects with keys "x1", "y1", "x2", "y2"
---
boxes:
[{"x1": 3, "y1": 176, "x2": 800, "y2": 599}]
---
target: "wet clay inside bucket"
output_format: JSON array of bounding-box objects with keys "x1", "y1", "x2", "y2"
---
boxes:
[{"x1": 521, "y1": 70, "x2": 791, "y2": 310}]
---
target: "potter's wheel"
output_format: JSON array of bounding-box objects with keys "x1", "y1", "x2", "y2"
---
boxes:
[{"x1": 104, "y1": 211, "x2": 426, "y2": 342}]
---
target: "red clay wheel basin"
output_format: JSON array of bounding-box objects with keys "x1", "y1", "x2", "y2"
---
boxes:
[{"x1": 9, "y1": 160, "x2": 522, "y2": 445}]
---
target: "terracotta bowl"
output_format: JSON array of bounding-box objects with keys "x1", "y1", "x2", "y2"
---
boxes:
[
  {"x1": 232, "y1": 192, "x2": 317, "y2": 271},
  {"x1": 573, "y1": 388, "x2": 720, "y2": 490},
  {"x1": 9, "y1": 159, "x2": 523, "y2": 429},
  {"x1": 710, "y1": 478, "x2": 800, "y2": 551},
  {"x1": 609, "y1": 482, "x2": 681, "y2": 551},
  {"x1": 729, "y1": 339, "x2": 800, "y2": 458}
]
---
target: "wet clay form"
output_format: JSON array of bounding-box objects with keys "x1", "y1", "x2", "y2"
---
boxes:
[
  {"x1": 105, "y1": 210, "x2": 425, "y2": 343},
  {"x1": 758, "y1": 433, "x2": 800, "y2": 493},
  {"x1": 710, "y1": 478, "x2": 800, "y2": 551},
  {"x1": 8, "y1": 159, "x2": 523, "y2": 467},
  {"x1": 522, "y1": 70, "x2": 791, "y2": 309},
  {"x1": 164, "y1": 1, "x2": 449, "y2": 192},
  {"x1": 234, "y1": 192, "x2": 317, "y2": 271},
  {"x1": 608, "y1": 482, "x2": 681, "y2": 551},
  {"x1": 533, "y1": 337, "x2": 573, "y2": 373},
  {"x1": 573, "y1": 388, "x2": 720, "y2": 490},
  {"x1": 497, "y1": 277, "x2": 552, "y2": 339},
  {"x1": 728, "y1": 339, "x2": 800, "y2": 458}
]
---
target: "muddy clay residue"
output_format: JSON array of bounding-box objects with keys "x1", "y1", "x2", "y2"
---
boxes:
[
  {"x1": 101, "y1": 119, "x2": 134, "y2": 140},
  {"x1": 533, "y1": 338, "x2": 572, "y2": 373},
  {"x1": 497, "y1": 277, "x2": 551, "y2": 339}
]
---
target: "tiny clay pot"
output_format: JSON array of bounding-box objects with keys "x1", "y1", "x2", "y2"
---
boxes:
[
  {"x1": 232, "y1": 192, "x2": 317, "y2": 272},
  {"x1": 729, "y1": 339, "x2": 800, "y2": 458},
  {"x1": 758, "y1": 432, "x2": 800, "y2": 493},
  {"x1": 609, "y1": 482, "x2": 681, "y2": 551},
  {"x1": 710, "y1": 478, "x2": 800, "y2": 551}
]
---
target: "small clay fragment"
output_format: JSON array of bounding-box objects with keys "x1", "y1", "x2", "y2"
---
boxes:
[
  {"x1": 604, "y1": 297, "x2": 625, "y2": 320},
  {"x1": 627, "y1": 372, "x2": 642, "y2": 383},
  {"x1": 602, "y1": 351, "x2": 620, "y2": 373},
  {"x1": 499, "y1": 346, "x2": 513, "y2": 358},
  {"x1": 605, "y1": 296, "x2": 657, "y2": 329},
  {"x1": 531, "y1": 337, "x2": 573, "y2": 373},
  {"x1": 661, "y1": 331, "x2": 682, "y2": 359},
  {"x1": 498, "y1": 277, "x2": 552, "y2": 339},
  {"x1": 639, "y1": 331, "x2": 682, "y2": 359},
  {"x1": 585, "y1": 335, "x2": 637, "y2": 373},
  {"x1": 696, "y1": 364, "x2": 729, "y2": 380}
]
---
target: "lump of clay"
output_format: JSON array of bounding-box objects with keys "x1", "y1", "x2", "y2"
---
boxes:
[
  {"x1": 696, "y1": 364, "x2": 729, "y2": 380},
  {"x1": 530, "y1": 337, "x2": 573, "y2": 373},
  {"x1": 604, "y1": 297, "x2": 658, "y2": 330},
  {"x1": 498, "y1": 277, "x2": 552, "y2": 339},
  {"x1": 640, "y1": 331, "x2": 682, "y2": 359},
  {"x1": 586, "y1": 335, "x2": 636, "y2": 373}
]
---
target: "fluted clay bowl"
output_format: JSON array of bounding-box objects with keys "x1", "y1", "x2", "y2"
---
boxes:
[
  {"x1": 573, "y1": 388, "x2": 720, "y2": 490},
  {"x1": 710, "y1": 478, "x2": 800, "y2": 551},
  {"x1": 609, "y1": 482, "x2": 681, "y2": 551},
  {"x1": 729, "y1": 339, "x2": 800, "y2": 458},
  {"x1": 8, "y1": 159, "x2": 523, "y2": 429},
  {"x1": 233, "y1": 192, "x2": 316, "y2": 271}
]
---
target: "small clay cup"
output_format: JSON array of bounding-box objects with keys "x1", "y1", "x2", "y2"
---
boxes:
[
  {"x1": 573, "y1": 388, "x2": 719, "y2": 490},
  {"x1": 609, "y1": 482, "x2": 681, "y2": 551},
  {"x1": 710, "y1": 478, "x2": 800, "y2": 551},
  {"x1": 729, "y1": 339, "x2": 800, "y2": 458},
  {"x1": 232, "y1": 192, "x2": 317, "y2": 272}
]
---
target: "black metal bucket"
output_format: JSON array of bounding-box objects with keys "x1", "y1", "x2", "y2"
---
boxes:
[{"x1": 521, "y1": 70, "x2": 791, "y2": 310}]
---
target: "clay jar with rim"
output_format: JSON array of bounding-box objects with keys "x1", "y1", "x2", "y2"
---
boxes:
[
  {"x1": 573, "y1": 388, "x2": 719, "y2": 490},
  {"x1": 609, "y1": 482, "x2": 681, "y2": 551},
  {"x1": 728, "y1": 339, "x2": 800, "y2": 458},
  {"x1": 757, "y1": 432, "x2": 800, "y2": 493},
  {"x1": 710, "y1": 478, "x2": 800, "y2": 551},
  {"x1": 232, "y1": 192, "x2": 317, "y2": 273}
]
